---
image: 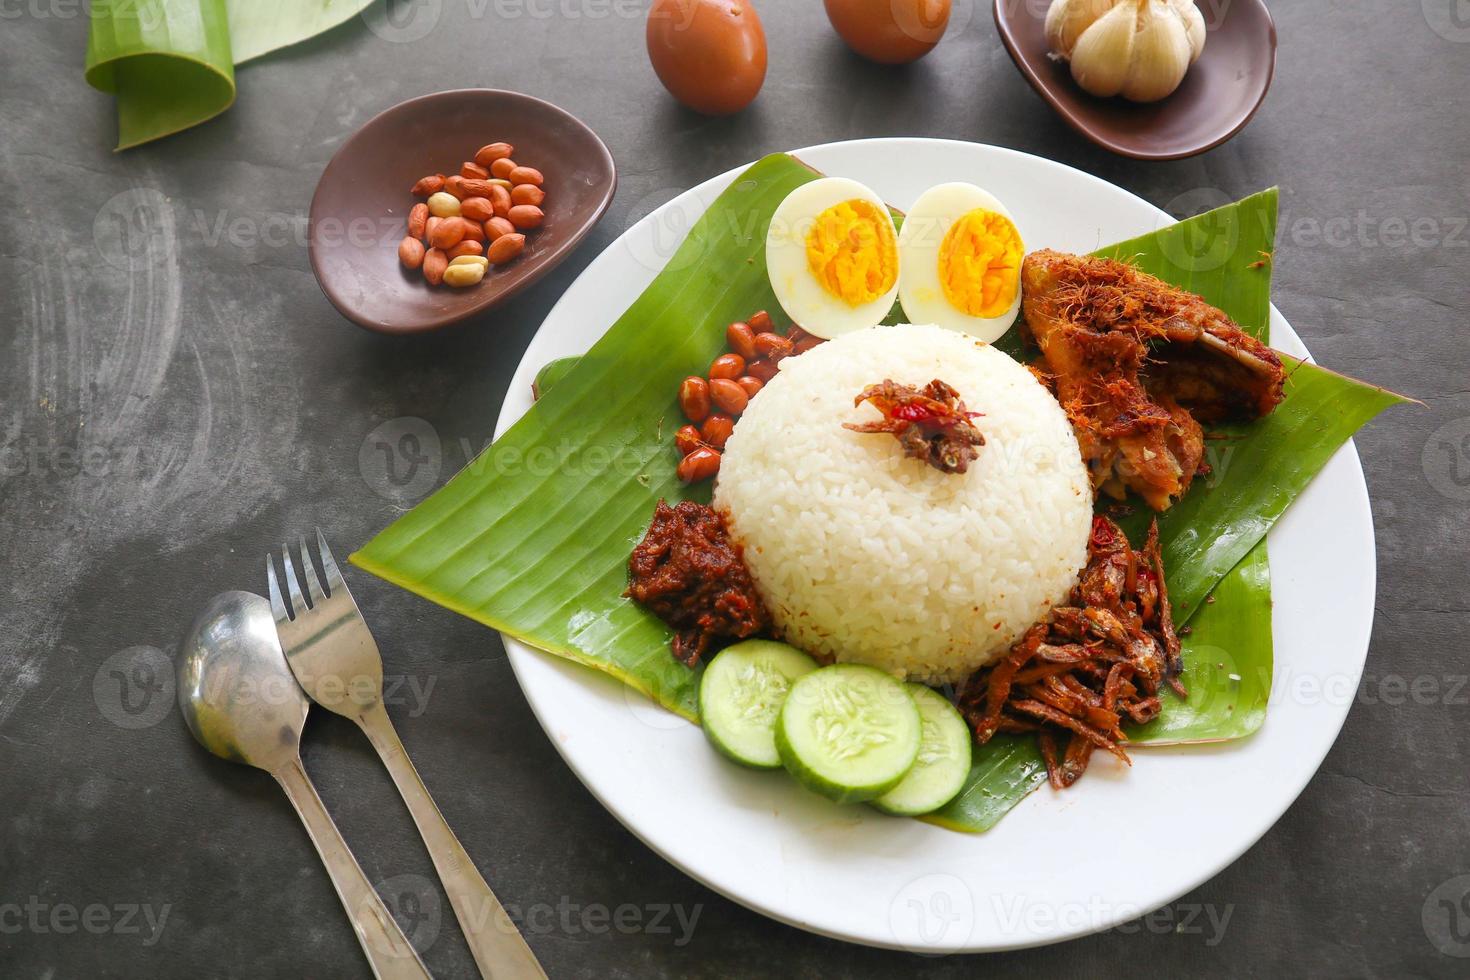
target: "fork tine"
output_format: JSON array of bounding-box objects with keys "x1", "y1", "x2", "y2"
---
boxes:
[
  {"x1": 282, "y1": 543, "x2": 309, "y2": 613},
  {"x1": 316, "y1": 527, "x2": 346, "y2": 595},
  {"x1": 267, "y1": 553, "x2": 291, "y2": 623},
  {"x1": 299, "y1": 534, "x2": 326, "y2": 606}
]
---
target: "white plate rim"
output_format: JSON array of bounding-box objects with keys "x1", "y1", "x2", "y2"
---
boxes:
[{"x1": 490, "y1": 138, "x2": 1376, "y2": 952}]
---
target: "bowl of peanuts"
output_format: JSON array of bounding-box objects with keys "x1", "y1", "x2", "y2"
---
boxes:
[{"x1": 308, "y1": 89, "x2": 617, "y2": 334}]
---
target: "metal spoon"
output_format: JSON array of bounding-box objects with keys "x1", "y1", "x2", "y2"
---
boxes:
[{"x1": 178, "y1": 591, "x2": 432, "y2": 980}]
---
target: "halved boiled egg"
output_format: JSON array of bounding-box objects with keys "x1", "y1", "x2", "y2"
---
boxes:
[
  {"x1": 897, "y1": 182, "x2": 1025, "y2": 342},
  {"x1": 766, "y1": 177, "x2": 900, "y2": 339}
]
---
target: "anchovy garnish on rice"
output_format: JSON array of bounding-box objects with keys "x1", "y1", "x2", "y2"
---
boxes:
[{"x1": 844, "y1": 378, "x2": 985, "y2": 474}]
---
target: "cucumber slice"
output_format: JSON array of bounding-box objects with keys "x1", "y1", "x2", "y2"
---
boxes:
[
  {"x1": 699, "y1": 640, "x2": 819, "y2": 769},
  {"x1": 871, "y1": 685, "x2": 973, "y2": 816},
  {"x1": 775, "y1": 665, "x2": 921, "y2": 804}
]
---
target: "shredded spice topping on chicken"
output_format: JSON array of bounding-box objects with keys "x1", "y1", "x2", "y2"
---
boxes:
[
  {"x1": 1021, "y1": 249, "x2": 1286, "y2": 510},
  {"x1": 844, "y1": 379, "x2": 985, "y2": 474},
  {"x1": 625, "y1": 500, "x2": 771, "y2": 667},
  {"x1": 959, "y1": 515, "x2": 1184, "y2": 790}
]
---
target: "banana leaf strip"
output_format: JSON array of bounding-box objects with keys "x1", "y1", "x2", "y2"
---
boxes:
[{"x1": 85, "y1": 0, "x2": 374, "y2": 150}]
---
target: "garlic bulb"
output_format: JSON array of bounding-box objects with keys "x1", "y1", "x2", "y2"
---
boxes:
[{"x1": 1044, "y1": 0, "x2": 1206, "y2": 103}]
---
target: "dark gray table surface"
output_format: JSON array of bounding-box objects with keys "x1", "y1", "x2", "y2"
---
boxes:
[{"x1": 3, "y1": 2, "x2": 1468, "y2": 977}]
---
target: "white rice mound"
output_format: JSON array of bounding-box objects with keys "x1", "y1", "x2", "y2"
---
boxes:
[{"x1": 713, "y1": 323, "x2": 1092, "y2": 686}]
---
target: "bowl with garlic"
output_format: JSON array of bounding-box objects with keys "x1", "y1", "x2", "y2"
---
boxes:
[{"x1": 994, "y1": 0, "x2": 1277, "y2": 160}]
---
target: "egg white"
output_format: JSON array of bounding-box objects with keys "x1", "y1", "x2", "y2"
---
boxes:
[
  {"x1": 765, "y1": 177, "x2": 901, "y2": 339},
  {"x1": 897, "y1": 182, "x2": 1025, "y2": 343}
]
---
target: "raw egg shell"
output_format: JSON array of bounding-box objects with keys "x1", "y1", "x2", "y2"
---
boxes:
[
  {"x1": 647, "y1": 0, "x2": 767, "y2": 115},
  {"x1": 823, "y1": 0, "x2": 951, "y2": 65}
]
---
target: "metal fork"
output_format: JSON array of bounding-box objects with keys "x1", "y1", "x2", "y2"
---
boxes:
[{"x1": 269, "y1": 530, "x2": 547, "y2": 980}]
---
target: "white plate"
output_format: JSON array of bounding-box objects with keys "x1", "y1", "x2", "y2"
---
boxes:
[{"x1": 494, "y1": 139, "x2": 1374, "y2": 952}]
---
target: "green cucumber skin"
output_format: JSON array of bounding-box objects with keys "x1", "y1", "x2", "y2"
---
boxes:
[
  {"x1": 698, "y1": 641, "x2": 819, "y2": 770},
  {"x1": 775, "y1": 665, "x2": 921, "y2": 806},
  {"x1": 870, "y1": 685, "x2": 973, "y2": 817}
]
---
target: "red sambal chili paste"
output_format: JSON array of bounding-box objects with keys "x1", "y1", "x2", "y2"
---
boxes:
[{"x1": 625, "y1": 500, "x2": 770, "y2": 667}]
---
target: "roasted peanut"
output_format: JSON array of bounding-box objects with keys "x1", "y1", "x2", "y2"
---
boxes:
[
  {"x1": 787, "y1": 326, "x2": 824, "y2": 354},
  {"x1": 484, "y1": 216, "x2": 516, "y2": 241},
  {"x1": 411, "y1": 174, "x2": 446, "y2": 196},
  {"x1": 709, "y1": 378, "x2": 748, "y2": 415},
  {"x1": 754, "y1": 332, "x2": 794, "y2": 361},
  {"x1": 423, "y1": 248, "x2": 449, "y2": 286},
  {"x1": 725, "y1": 321, "x2": 757, "y2": 361},
  {"x1": 427, "y1": 191, "x2": 462, "y2": 218},
  {"x1": 511, "y1": 183, "x2": 545, "y2": 207},
  {"x1": 485, "y1": 232, "x2": 526, "y2": 264},
  {"x1": 443, "y1": 261, "x2": 487, "y2": 288},
  {"x1": 408, "y1": 203, "x2": 429, "y2": 238},
  {"x1": 677, "y1": 447, "x2": 721, "y2": 484},
  {"x1": 406, "y1": 143, "x2": 548, "y2": 286},
  {"x1": 508, "y1": 204, "x2": 544, "y2": 230},
  {"x1": 429, "y1": 216, "x2": 467, "y2": 250},
  {"x1": 675, "y1": 424, "x2": 703, "y2": 455},
  {"x1": 460, "y1": 197, "x2": 496, "y2": 222},
  {"x1": 747, "y1": 310, "x2": 774, "y2": 334},
  {"x1": 745, "y1": 358, "x2": 779, "y2": 384},
  {"x1": 700, "y1": 414, "x2": 735, "y2": 449},
  {"x1": 709, "y1": 353, "x2": 745, "y2": 380},
  {"x1": 488, "y1": 184, "x2": 513, "y2": 218},
  {"x1": 398, "y1": 236, "x2": 426, "y2": 270},
  {"x1": 736, "y1": 375, "x2": 764, "y2": 399},
  {"x1": 679, "y1": 376, "x2": 712, "y2": 423},
  {"x1": 474, "y1": 142, "x2": 515, "y2": 166},
  {"x1": 508, "y1": 165, "x2": 543, "y2": 186}
]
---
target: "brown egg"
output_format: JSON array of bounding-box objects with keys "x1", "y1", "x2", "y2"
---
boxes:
[
  {"x1": 823, "y1": 0, "x2": 951, "y2": 65},
  {"x1": 647, "y1": 0, "x2": 767, "y2": 115}
]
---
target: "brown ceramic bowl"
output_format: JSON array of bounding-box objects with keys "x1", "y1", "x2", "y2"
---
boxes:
[
  {"x1": 309, "y1": 89, "x2": 616, "y2": 334},
  {"x1": 994, "y1": 0, "x2": 1277, "y2": 161}
]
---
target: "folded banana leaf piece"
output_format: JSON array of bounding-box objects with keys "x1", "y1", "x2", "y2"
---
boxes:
[{"x1": 85, "y1": 0, "x2": 374, "y2": 150}]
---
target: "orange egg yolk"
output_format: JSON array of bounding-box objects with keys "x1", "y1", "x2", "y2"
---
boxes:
[
  {"x1": 938, "y1": 208, "x2": 1022, "y2": 318},
  {"x1": 805, "y1": 199, "x2": 898, "y2": 307}
]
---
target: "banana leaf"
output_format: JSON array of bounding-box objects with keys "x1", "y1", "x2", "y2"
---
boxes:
[
  {"x1": 532, "y1": 357, "x2": 582, "y2": 401},
  {"x1": 85, "y1": 0, "x2": 374, "y2": 150},
  {"x1": 229, "y1": 0, "x2": 376, "y2": 64},
  {"x1": 354, "y1": 154, "x2": 1407, "y2": 831}
]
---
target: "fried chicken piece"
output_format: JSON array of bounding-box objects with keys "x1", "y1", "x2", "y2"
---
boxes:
[{"x1": 1021, "y1": 249, "x2": 1285, "y2": 510}]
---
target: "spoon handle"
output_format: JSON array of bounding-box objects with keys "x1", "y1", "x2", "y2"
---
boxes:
[
  {"x1": 358, "y1": 701, "x2": 547, "y2": 980},
  {"x1": 274, "y1": 756, "x2": 434, "y2": 980}
]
